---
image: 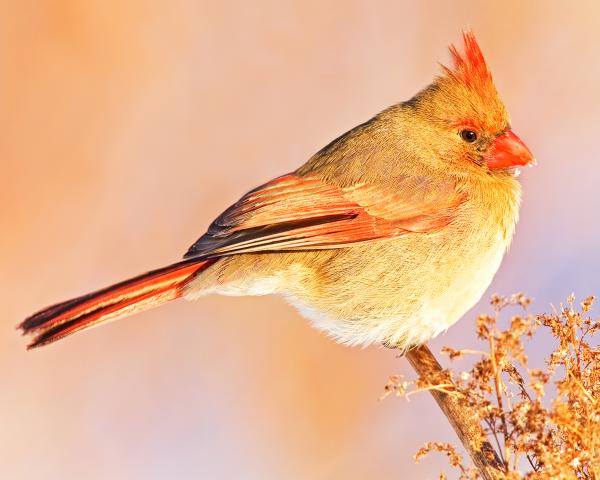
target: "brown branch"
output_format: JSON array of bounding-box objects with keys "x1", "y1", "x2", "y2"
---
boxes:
[{"x1": 405, "y1": 344, "x2": 506, "y2": 480}]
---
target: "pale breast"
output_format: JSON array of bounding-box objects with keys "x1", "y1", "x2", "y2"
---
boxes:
[{"x1": 277, "y1": 222, "x2": 510, "y2": 348}]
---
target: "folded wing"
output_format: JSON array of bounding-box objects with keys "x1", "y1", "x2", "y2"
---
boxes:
[{"x1": 185, "y1": 174, "x2": 465, "y2": 258}]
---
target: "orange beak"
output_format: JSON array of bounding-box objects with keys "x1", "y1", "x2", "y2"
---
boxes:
[{"x1": 484, "y1": 130, "x2": 535, "y2": 170}]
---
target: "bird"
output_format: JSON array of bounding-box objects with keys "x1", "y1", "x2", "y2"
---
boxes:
[{"x1": 19, "y1": 31, "x2": 534, "y2": 351}]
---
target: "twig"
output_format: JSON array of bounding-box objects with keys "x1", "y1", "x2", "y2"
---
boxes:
[
  {"x1": 488, "y1": 331, "x2": 510, "y2": 465},
  {"x1": 405, "y1": 344, "x2": 506, "y2": 480}
]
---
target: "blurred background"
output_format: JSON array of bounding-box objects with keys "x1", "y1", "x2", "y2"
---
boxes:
[{"x1": 2, "y1": 1, "x2": 599, "y2": 478}]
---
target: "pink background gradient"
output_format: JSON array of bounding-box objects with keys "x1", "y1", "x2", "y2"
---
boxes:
[{"x1": 2, "y1": 1, "x2": 599, "y2": 478}]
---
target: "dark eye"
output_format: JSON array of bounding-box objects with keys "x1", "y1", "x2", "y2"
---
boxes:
[{"x1": 460, "y1": 130, "x2": 478, "y2": 143}]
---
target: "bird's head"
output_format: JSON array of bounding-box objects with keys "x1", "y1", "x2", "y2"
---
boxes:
[{"x1": 405, "y1": 31, "x2": 534, "y2": 177}]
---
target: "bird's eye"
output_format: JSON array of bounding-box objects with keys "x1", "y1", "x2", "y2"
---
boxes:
[{"x1": 460, "y1": 130, "x2": 478, "y2": 143}]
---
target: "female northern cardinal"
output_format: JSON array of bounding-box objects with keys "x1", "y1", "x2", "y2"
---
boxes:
[{"x1": 20, "y1": 32, "x2": 534, "y2": 350}]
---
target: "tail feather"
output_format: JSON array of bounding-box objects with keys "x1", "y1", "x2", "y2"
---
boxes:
[{"x1": 20, "y1": 258, "x2": 213, "y2": 349}]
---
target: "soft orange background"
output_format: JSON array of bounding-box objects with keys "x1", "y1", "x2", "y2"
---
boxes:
[{"x1": 2, "y1": 1, "x2": 599, "y2": 478}]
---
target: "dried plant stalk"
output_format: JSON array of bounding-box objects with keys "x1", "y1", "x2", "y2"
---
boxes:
[
  {"x1": 406, "y1": 345, "x2": 506, "y2": 480},
  {"x1": 395, "y1": 294, "x2": 599, "y2": 479}
]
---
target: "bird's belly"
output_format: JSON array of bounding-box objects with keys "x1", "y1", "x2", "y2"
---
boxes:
[
  {"x1": 281, "y1": 233, "x2": 508, "y2": 348},
  {"x1": 397, "y1": 239, "x2": 506, "y2": 347},
  {"x1": 185, "y1": 231, "x2": 508, "y2": 349}
]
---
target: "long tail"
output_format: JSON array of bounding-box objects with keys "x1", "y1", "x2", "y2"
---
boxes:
[{"x1": 19, "y1": 258, "x2": 214, "y2": 349}]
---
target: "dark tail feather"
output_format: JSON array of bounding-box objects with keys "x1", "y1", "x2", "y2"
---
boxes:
[{"x1": 19, "y1": 258, "x2": 213, "y2": 349}]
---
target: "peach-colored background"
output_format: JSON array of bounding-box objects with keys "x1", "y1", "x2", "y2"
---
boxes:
[{"x1": 2, "y1": 1, "x2": 599, "y2": 478}]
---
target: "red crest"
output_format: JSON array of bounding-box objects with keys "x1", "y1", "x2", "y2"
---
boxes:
[{"x1": 442, "y1": 31, "x2": 494, "y2": 96}]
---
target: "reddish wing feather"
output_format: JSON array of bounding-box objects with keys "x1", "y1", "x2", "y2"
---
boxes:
[{"x1": 185, "y1": 174, "x2": 464, "y2": 258}]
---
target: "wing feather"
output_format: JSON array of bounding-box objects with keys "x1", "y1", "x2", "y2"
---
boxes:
[{"x1": 185, "y1": 174, "x2": 464, "y2": 258}]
